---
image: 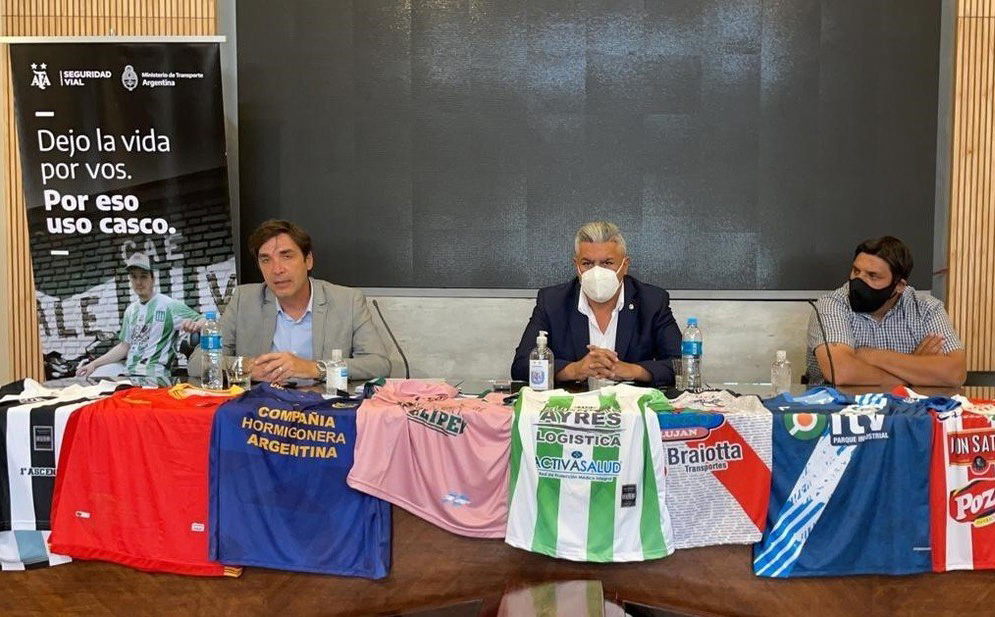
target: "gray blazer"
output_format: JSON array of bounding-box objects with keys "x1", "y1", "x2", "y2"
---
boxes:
[{"x1": 188, "y1": 279, "x2": 391, "y2": 380}]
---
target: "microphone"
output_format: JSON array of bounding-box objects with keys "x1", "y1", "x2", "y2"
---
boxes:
[
  {"x1": 371, "y1": 299, "x2": 410, "y2": 379},
  {"x1": 806, "y1": 299, "x2": 836, "y2": 388}
]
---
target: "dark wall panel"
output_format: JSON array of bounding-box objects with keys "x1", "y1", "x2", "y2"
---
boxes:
[{"x1": 237, "y1": 0, "x2": 941, "y2": 290}]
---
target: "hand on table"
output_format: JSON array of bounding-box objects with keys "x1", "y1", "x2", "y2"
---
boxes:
[
  {"x1": 253, "y1": 352, "x2": 317, "y2": 383},
  {"x1": 76, "y1": 362, "x2": 96, "y2": 378}
]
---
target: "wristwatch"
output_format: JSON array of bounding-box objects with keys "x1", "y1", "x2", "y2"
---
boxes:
[{"x1": 315, "y1": 360, "x2": 328, "y2": 381}]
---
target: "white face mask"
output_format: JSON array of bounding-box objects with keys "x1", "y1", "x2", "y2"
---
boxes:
[{"x1": 580, "y1": 264, "x2": 622, "y2": 303}]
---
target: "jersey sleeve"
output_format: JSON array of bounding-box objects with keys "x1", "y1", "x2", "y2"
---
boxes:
[{"x1": 167, "y1": 298, "x2": 202, "y2": 325}]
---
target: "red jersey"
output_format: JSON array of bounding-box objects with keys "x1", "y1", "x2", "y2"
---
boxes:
[
  {"x1": 930, "y1": 396, "x2": 995, "y2": 571},
  {"x1": 50, "y1": 384, "x2": 242, "y2": 577}
]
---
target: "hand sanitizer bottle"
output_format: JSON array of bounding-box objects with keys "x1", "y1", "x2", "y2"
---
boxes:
[{"x1": 529, "y1": 330, "x2": 554, "y2": 391}]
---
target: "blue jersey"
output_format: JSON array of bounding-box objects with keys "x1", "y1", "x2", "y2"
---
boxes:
[
  {"x1": 765, "y1": 387, "x2": 959, "y2": 415},
  {"x1": 209, "y1": 384, "x2": 390, "y2": 577},
  {"x1": 754, "y1": 402, "x2": 935, "y2": 577}
]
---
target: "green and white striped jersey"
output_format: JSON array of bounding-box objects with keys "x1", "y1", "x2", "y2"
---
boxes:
[
  {"x1": 506, "y1": 384, "x2": 674, "y2": 562},
  {"x1": 119, "y1": 294, "x2": 201, "y2": 375}
]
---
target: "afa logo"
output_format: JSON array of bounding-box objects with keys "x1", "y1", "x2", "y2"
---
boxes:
[
  {"x1": 30, "y1": 63, "x2": 51, "y2": 90},
  {"x1": 784, "y1": 412, "x2": 827, "y2": 441}
]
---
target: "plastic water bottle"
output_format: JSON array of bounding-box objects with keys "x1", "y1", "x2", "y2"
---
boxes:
[
  {"x1": 681, "y1": 317, "x2": 703, "y2": 392},
  {"x1": 200, "y1": 311, "x2": 224, "y2": 390},
  {"x1": 529, "y1": 330, "x2": 554, "y2": 391},
  {"x1": 771, "y1": 350, "x2": 792, "y2": 396},
  {"x1": 327, "y1": 349, "x2": 348, "y2": 394}
]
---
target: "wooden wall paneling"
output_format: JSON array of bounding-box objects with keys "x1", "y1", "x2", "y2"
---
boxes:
[
  {"x1": 0, "y1": 1, "x2": 217, "y2": 381},
  {"x1": 949, "y1": 0, "x2": 995, "y2": 372}
]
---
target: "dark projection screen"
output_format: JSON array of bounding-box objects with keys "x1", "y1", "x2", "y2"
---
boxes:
[{"x1": 236, "y1": 0, "x2": 941, "y2": 290}]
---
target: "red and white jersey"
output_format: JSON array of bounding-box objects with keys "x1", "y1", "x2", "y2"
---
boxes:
[
  {"x1": 657, "y1": 390, "x2": 772, "y2": 549},
  {"x1": 930, "y1": 397, "x2": 995, "y2": 571}
]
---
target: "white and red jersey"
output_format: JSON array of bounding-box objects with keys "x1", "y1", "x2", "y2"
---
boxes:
[
  {"x1": 656, "y1": 390, "x2": 772, "y2": 549},
  {"x1": 930, "y1": 397, "x2": 995, "y2": 571}
]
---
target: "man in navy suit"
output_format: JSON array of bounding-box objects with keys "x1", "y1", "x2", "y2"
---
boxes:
[{"x1": 511, "y1": 221, "x2": 682, "y2": 387}]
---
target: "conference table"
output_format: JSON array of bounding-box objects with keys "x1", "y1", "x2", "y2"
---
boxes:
[{"x1": 3, "y1": 380, "x2": 994, "y2": 617}]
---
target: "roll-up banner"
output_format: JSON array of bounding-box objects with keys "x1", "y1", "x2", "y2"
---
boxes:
[{"x1": 7, "y1": 40, "x2": 236, "y2": 380}]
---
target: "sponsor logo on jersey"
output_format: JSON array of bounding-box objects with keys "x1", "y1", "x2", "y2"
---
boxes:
[
  {"x1": 948, "y1": 427, "x2": 995, "y2": 471},
  {"x1": 784, "y1": 413, "x2": 827, "y2": 440},
  {"x1": 536, "y1": 449, "x2": 622, "y2": 481},
  {"x1": 190, "y1": 522, "x2": 205, "y2": 532},
  {"x1": 75, "y1": 511, "x2": 90, "y2": 519},
  {"x1": 33, "y1": 426, "x2": 54, "y2": 451},
  {"x1": 406, "y1": 406, "x2": 467, "y2": 437},
  {"x1": 950, "y1": 479, "x2": 995, "y2": 525},
  {"x1": 330, "y1": 402, "x2": 356, "y2": 409},
  {"x1": 666, "y1": 440, "x2": 743, "y2": 473},
  {"x1": 659, "y1": 412, "x2": 725, "y2": 442},
  {"x1": 536, "y1": 407, "x2": 623, "y2": 447},
  {"x1": 19, "y1": 466, "x2": 55, "y2": 476},
  {"x1": 829, "y1": 414, "x2": 888, "y2": 445},
  {"x1": 442, "y1": 491, "x2": 471, "y2": 507},
  {"x1": 154, "y1": 309, "x2": 166, "y2": 322}
]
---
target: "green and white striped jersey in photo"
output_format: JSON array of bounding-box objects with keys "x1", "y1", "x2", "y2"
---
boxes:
[
  {"x1": 506, "y1": 384, "x2": 675, "y2": 562},
  {"x1": 119, "y1": 294, "x2": 201, "y2": 375}
]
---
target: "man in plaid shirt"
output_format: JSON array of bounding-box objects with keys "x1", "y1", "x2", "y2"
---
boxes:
[{"x1": 807, "y1": 236, "x2": 966, "y2": 387}]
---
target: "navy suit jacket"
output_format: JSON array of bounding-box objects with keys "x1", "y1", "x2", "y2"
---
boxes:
[{"x1": 511, "y1": 276, "x2": 682, "y2": 387}]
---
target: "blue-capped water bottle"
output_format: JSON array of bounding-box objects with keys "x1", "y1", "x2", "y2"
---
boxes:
[
  {"x1": 200, "y1": 311, "x2": 224, "y2": 390},
  {"x1": 681, "y1": 317, "x2": 703, "y2": 392}
]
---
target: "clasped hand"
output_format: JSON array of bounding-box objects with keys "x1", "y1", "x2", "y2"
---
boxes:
[
  {"x1": 564, "y1": 345, "x2": 641, "y2": 382},
  {"x1": 253, "y1": 352, "x2": 316, "y2": 383}
]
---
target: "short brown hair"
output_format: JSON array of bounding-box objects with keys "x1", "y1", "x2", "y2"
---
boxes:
[
  {"x1": 248, "y1": 219, "x2": 313, "y2": 260},
  {"x1": 854, "y1": 236, "x2": 913, "y2": 283}
]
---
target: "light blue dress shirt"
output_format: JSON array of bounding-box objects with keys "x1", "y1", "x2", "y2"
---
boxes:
[{"x1": 270, "y1": 284, "x2": 314, "y2": 360}]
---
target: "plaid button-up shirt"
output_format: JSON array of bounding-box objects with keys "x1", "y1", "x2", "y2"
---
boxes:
[{"x1": 806, "y1": 283, "x2": 963, "y2": 384}]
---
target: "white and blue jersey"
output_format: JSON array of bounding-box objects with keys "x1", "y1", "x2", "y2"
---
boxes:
[
  {"x1": 765, "y1": 387, "x2": 959, "y2": 415},
  {"x1": 754, "y1": 396, "x2": 946, "y2": 577},
  {"x1": 208, "y1": 384, "x2": 391, "y2": 578}
]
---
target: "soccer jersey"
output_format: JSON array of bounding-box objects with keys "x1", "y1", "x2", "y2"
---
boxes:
[
  {"x1": 506, "y1": 384, "x2": 674, "y2": 562},
  {"x1": 925, "y1": 396, "x2": 995, "y2": 571},
  {"x1": 763, "y1": 387, "x2": 856, "y2": 412},
  {"x1": 119, "y1": 293, "x2": 201, "y2": 375},
  {"x1": 0, "y1": 378, "x2": 126, "y2": 570},
  {"x1": 754, "y1": 403, "x2": 934, "y2": 577},
  {"x1": 347, "y1": 380, "x2": 512, "y2": 538},
  {"x1": 209, "y1": 384, "x2": 391, "y2": 577},
  {"x1": 0, "y1": 530, "x2": 70, "y2": 571},
  {"x1": 50, "y1": 384, "x2": 243, "y2": 577},
  {"x1": 657, "y1": 390, "x2": 771, "y2": 549},
  {"x1": 0, "y1": 378, "x2": 125, "y2": 531}
]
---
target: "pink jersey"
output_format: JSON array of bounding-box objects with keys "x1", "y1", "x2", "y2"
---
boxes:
[{"x1": 347, "y1": 380, "x2": 512, "y2": 538}]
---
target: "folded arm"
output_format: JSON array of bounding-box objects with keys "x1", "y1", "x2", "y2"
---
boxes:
[
  {"x1": 814, "y1": 343, "x2": 906, "y2": 387},
  {"x1": 855, "y1": 346, "x2": 966, "y2": 387}
]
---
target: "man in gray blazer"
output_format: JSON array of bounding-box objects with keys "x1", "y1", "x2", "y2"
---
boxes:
[{"x1": 189, "y1": 219, "x2": 390, "y2": 382}]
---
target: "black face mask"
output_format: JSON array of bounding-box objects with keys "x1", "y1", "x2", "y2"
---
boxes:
[{"x1": 848, "y1": 277, "x2": 898, "y2": 313}]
